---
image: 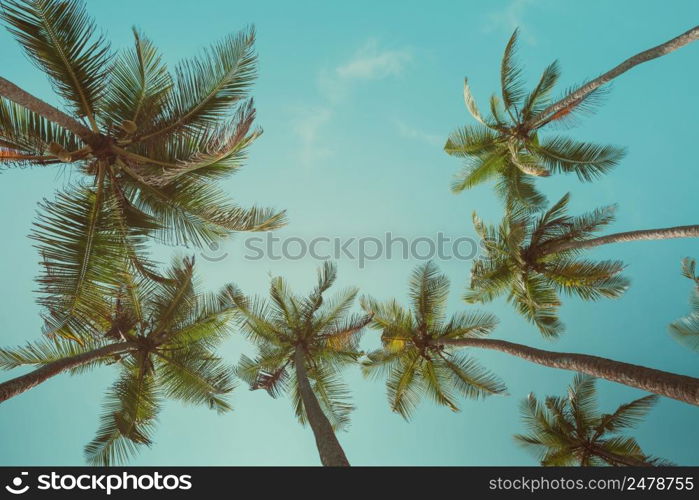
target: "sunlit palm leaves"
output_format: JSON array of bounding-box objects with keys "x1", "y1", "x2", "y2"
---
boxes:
[
  {"x1": 445, "y1": 29, "x2": 625, "y2": 211},
  {"x1": 0, "y1": 0, "x2": 286, "y2": 341},
  {"x1": 232, "y1": 262, "x2": 372, "y2": 431},
  {"x1": 669, "y1": 258, "x2": 699, "y2": 352},
  {"x1": 2, "y1": 0, "x2": 112, "y2": 130},
  {"x1": 2, "y1": 257, "x2": 238, "y2": 465},
  {"x1": 81, "y1": 257, "x2": 238, "y2": 465},
  {"x1": 361, "y1": 262, "x2": 505, "y2": 419},
  {"x1": 466, "y1": 193, "x2": 629, "y2": 337},
  {"x1": 515, "y1": 374, "x2": 664, "y2": 466}
]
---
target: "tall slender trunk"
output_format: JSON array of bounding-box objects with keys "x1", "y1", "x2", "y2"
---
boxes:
[
  {"x1": 527, "y1": 25, "x2": 699, "y2": 129},
  {"x1": 294, "y1": 349, "x2": 350, "y2": 467},
  {"x1": 436, "y1": 338, "x2": 699, "y2": 406},
  {"x1": 0, "y1": 342, "x2": 131, "y2": 404},
  {"x1": 592, "y1": 446, "x2": 654, "y2": 467},
  {"x1": 0, "y1": 76, "x2": 94, "y2": 143},
  {"x1": 542, "y1": 225, "x2": 699, "y2": 255}
]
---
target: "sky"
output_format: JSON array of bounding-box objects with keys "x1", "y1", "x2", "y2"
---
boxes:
[{"x1": 0, "y1": 0, "x2": 698, "y2": 466}]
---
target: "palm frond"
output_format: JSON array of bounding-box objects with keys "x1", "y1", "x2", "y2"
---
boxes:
[
  {"x1": 450, "y1": 151, "x2": 505, "y2": 193},
  {"x1": 510, "y1": 273, "x2": 563, "y2": 338},
  {"x1": 544, "y1": 258, "x2": 629, "y2": 300},
  {"x1": 495, "y1": 165, "x2": 547, "y2": 212},
  {"x1": 2, "y1": 0, "x2": 112, "y2": 130},
  {"x1": 155, "y1": 346, "x2": 235, "y2": 413},
  {"x1": 530, "y1": 136, "x2": 625, "y2": 182},
  {"x1": 153, "y1": 99, "x2": 259, "y2": 186},
  {"x1": 0, "y1": 97, "x2": 82, "y2": 156},
  {"x1": 594, "y1": 395, "x2": 659, "y2": 435},
  {"x1": 409, "y1": 261, "x2": 450, "y2": 329},
  {"x1": 439, "y1": 352, "x2": 506, "y2": 399},
  {"x1": 122, "y1": 174, "x2": 286, "y2": 247},
  {"x1": 136, "y1": 28, "x2": 256, "y2": 143},
  {"x1": 0, "y1": 336, "x2": 108, "y2": 372},
  {"x1": 84, "y1": 366, "x2": 160, "y2": 466},
  {"x1": 500, "y1": 29, "x2": 526, "y2": 113},
  {"x1": 386, "y1": 350, "x2": 423, "y2": 420},
  {"x1": 31, "y1": 181, "x2": 127, "y2": 341},
  {"x1": 438, "y1": 310, "x2": 499, "y2": 339},
  {"x1": 420, "y1": 358, "x2": 459, "y2": 411},
  {"x1": 360, "y1": 348, "x2": 405, "y2": 381},
  {"x1": 522, "y1": 60, "x2": 560, "y2": 120},
  {"x1": 670, "y1": 257, "x2": 699, "y2": 352},
  {"x1": 100, "y1": 27, "x2": 171, "y2": 131},
  {"x1": 306, "y1": 363, "x2": 354, "y2": 431},
  {"x1": 461, "y1": 78, "x2": 490, "y2": 126}
]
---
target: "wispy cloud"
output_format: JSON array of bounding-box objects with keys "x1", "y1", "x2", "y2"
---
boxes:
[
  {"x1": 293, "y1": 106, "x2": 333, "y2": 167},
  {"x1": 483, "y1": 0, "x2": 539, "y2": 44},
  {"x1": 336, "y1": 40, "x2": 412, "y2": 81},
  {"x1": 395, "y1": 120, "x2": 443, "y2": 148},
  {"x1": 293, "y1": 39, "x2": 413, "y2": 166}
]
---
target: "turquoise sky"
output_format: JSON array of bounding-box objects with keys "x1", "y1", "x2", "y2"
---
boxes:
[{"x1": 1, "y1": 0, "x2": 698, "y2": 466}]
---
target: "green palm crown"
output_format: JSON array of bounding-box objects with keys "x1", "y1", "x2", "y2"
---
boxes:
[
  {"x1": 445, "y1": 29, "x2": 625, "y2": 211},
  {"x1": 361, "y1": 262, "x2": 506, "y2": 419},
  {"x1": 0, "y1": 257, "x2": 238, "y2": 465},
  {"x1": 467, "y1": 193, "x2": 629, "y2": 337},
  {"x1": 0, "y1": 0, "x2": 286, "y2": 342},
  {"x1": 516, "y1": 374, "x2": 665, "y2": 466},
  {"x1": 232, "y1": 262, "x2": 373, "y2": 430}
]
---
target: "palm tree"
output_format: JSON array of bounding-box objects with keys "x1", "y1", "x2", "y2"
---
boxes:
[
  {"x1": 0, "y1": 0, "x2": 286, "y2": 342},
  {"x1": 363, "y1": 262, "x2": 699, "y2": 407},
  {"x1": 515, "y1": 374, "x2": 665, "y2": 466},
  {"x1": 360, "y1": 262, "x2": 506, "y2": 419},
  {"x1": 669, "y1": 258, "x2": 699, "y2": 352},
  {"x1": 0, "y1": 257, "x2": 238, "y2": 465},
  {"x1": 444, "y1": 29, "x2": 625, "y2": 211},
  {"x1": 230, "y1": 262, "x2": 372, "y2": 467},
  {"x1": 468, "y1": 193, "x2": 699, "y2": 336}
]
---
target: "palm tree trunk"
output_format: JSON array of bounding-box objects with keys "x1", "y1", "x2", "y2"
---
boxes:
[
  {"x1": 592, "y1": 446, "x2": 654, "y2": 467},
  {"x1": 293, "y1": 349, "x2": 350, "y2": 467},
  {"x1": 542, "y1": 225, "x2": 699, "y2": 254},
  {"x1": 0, "y1": 342, "x2": 131, "y2": 404},
  {"x1": 528, "y1": 25, "x2": 699, "y2": 129},
  {"x1": 0, "y1": 77, "x2": 94, "y2": 143},
  {"x1": 436, "y1": 338, "x2": 699, "y2": 406}
]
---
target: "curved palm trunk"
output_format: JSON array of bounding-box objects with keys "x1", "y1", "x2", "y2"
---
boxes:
[
  {"x1": 436, "y1": 338, "x2": 699, "y2": 406},
  {"x1": 0, "y1": 342, "x2": 131, "y2": 404},
  {"x1": 294, "y1": 349, "x2": 350, "y2": 467},
  {"x1": 592, "y1": 447, "x2": 654, "y2": 467},
  {"x1": 542, "y1": 225, "x2": 699, "y2": 255},
  {"x1": 0, "y1": 77, "x2": 94, "y2": 142},
  {"x1": 528, "y1": 25, "x2": 699, "y2": 129}
]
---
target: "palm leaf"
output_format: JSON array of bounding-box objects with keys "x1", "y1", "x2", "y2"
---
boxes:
[
  {"x1": 31, "y1": 179, "x2": 127, "y2": 341},
  {"x1": 84, "y1": 366, "x2": 160, "y2": 466},
  {"x1": 2, "y1": 0, "x2": 112, "y2": 130},
  {"x1": 155, "y1": 346, "x2": 235, "y2": 413},
  {"x1": 100, "y1": 27, "x2": 171, "y2": 130},
  {"x1": 136, "y1": 28, "x2": 256, "y2": 143},
  {"x1": 500, "y1": 29, "x2": 525, "y2": 113}
]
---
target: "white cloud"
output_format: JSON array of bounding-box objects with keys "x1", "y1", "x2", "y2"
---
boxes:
[
  {"x1": 336, "y1": 40, "x2": 412, "y2": 81},
  {"x1": 318, "y1": 40, "x2": 413, "y2": 103},
  {"x1": 293, "y1": 106, "x2": 333, "y2": 167},
  {"x1": 291, "y1": 39, "x2": 412, "y2": 166},
  {"x1": 483, "y1": 0, "x2": 539, "y2": 44},
  {"x1": 395, "y1": 120, "x2": 443, "y2": 148}
]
